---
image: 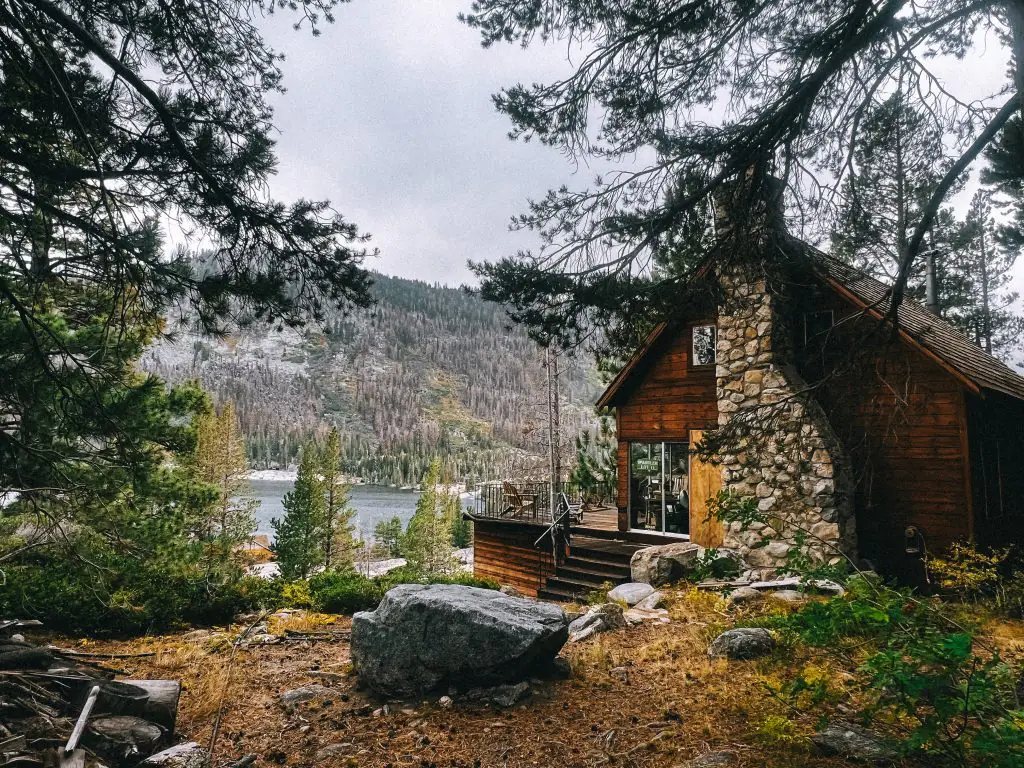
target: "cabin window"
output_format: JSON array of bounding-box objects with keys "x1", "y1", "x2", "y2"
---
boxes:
[
  {"x1": 628, "y1": 441, "x2": 689, "y2": 536},
  {"x1": 803, "y1": 310, "x2": 835, "y2": 345},
  {"x1": 692, "y1": 325, "x2": 716, "y2": 366}
]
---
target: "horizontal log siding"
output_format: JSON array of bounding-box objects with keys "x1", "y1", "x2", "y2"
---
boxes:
[
  {"x1": 472, "y1": 520, "x2": 553, "y2": 597},
  {"x1": 803, "y1": 289, "x2": 971, "y2": 574}
]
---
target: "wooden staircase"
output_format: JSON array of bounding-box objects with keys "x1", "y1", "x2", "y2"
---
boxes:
[{"x1": 536, "y1": 536, "x2": 643, "y2": 603}]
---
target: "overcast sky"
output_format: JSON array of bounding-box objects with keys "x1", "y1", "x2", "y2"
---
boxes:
[{"x1": 257, "y1": 1, "x2": 1020, "y2": 293}]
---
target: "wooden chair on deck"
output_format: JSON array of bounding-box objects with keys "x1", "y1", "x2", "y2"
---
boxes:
[{"x1": 501, "y1": 482, "x2": 536, "y2": 518}]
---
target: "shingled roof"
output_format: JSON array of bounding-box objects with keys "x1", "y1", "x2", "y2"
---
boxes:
[
  {"x1": 597, "y1": 249, "x2": 1024, "y2": 407},
  {"x1": 808, "y1": 248, "x2": 1024, "y2": 402}
]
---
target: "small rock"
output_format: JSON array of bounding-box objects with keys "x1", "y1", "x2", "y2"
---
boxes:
[
  {"x1": 687, "y1": 750, "x2": 739, "y2": 767},
  {"x1": 9, "y1": 634, "x2": 25, "y2": 643},
  {"x1": 623, "y1": 607, "x2": 670, "y2": 625},
  {"x1": 316, "y1": 744, "x2": 353, "y2": 761},
  {"x1": 609, "y1": 666, "x2": 630, "y2": 683},
  {"x1": 467, "y1": 681, "x2": 530, "y2": 708},
  {"x1": 726, "y1": 586, "x2": 764, "y2": 607},
  {"x1": 811, "y1": 721, "x2": 897, "y2": 763},
  {"x1": 568, "y1": 603, "x2": 626, "y2": 641},
  {"x1": 499, "y1": 585, "x2": 522, "y2": 597},
  {"x1": 140, "y1": 742, "x2": 209, "y2": 768},
  {"x1": 633, "y1": 590, "x2": 665, "y2": 610},
  {"x1": 438, "y1": 695, "x2": 453, "y2": 708},
  {"x1": 279, "y1": 684, "x2": 332, "y2": 705},
  {"x1": 372, "y1": 705, "x2": 390, "y2": 718},
  {"x1": 549, "y1": 656, "x2": 572, "y2": 679},
  {"x1": 607, "y1": 582, "x2": 655, "y2": 606},
  {"x1": 707, "y1": 628, "x2": 776, "y2": 660},
  {"x1": 768, "y1": 589, "x2": 805, "y2": 603}
]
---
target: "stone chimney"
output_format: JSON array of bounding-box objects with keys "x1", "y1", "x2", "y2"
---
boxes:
[{"x1": 710, "y1": 171, "x2": 856, "y2": 576}]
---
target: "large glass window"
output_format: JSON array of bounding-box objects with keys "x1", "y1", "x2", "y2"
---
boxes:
[{"x1": 629, "y1": 441, "x2": 690, "y2": 536}]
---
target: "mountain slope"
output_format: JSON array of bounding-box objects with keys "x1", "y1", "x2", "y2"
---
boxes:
[{"x1": 142, "y1": 273, "x2": 600, "y2": 485}]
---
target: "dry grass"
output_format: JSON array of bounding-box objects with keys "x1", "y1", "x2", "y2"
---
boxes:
[{"x1": 55, "y1": 592, "x2": 1004, "y2": 767}]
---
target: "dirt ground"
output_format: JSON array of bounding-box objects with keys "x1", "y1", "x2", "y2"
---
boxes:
[{"x1": 53, "y1": 590, "x2": 1024, "y2": 768}]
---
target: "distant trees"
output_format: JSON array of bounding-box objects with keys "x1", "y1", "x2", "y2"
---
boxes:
[
  {"x1": 187, "y1": 402, "x2": 257, "y2": 575},
  {"x1": 570, "y1": 413, "x2": 618, "y2": 504},
  {"x1": 373, "y1": 516, "x2": 405, "y2": 558},
  {"x1": 402, "y1": 460, "x2": 459, "y2": 578},
  {"x1": 272, "y1": 431, "x2": 358, "y2": 579}
]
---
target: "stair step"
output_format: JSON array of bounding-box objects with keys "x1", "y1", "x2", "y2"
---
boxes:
[
  {"x1": 536, "y1": 587, "x2": 577, "y2": 603},
  {"x1": 562, "y1": 558, "x2": 632, "y2": 578},
  {"x1": 544, "y1": 575, "x2": 606, "y2": 594},
  {"x1": 569, "y1": 546, "x2": 635, "y2": 566},
  {"x1": 556, "y1": 564, "x2": 628, "y2": 584}
]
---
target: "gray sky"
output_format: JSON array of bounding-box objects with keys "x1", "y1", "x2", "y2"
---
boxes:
[{"x1": 258, "y1": 2, "x2": 1022, "y2": 296}]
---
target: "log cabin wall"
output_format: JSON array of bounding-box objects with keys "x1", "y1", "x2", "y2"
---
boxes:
[
  {"x1": 966, "y1": 392, "x2": 1024, "y2": 549},
  {"x1": 797, "y1": 283, "x2": 973, "y2": 578},
  {"x1": 615, "y1": 324, "x2": 718, "y2": 530},
  {"x1": 472, "y1": 520, "x2": 554, "y2": 597}
]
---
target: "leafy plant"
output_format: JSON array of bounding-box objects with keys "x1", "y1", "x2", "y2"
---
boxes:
[{"x1": 929, "y1": 542, "x2": 1008, "y2": 602}]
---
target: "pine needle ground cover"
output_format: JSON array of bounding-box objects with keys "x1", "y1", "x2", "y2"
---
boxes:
[{"x1": 48, "y1": 588, "x2": 1024, "y2": 768}]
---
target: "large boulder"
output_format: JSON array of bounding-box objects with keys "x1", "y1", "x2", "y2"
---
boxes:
[
  {"x1": 707, "y1": 628, "x2": 776, "y2": 660},
  {"x1": 630, "y1": 542, "x2": 703, "y2": 585},
  {"x1": 351, "y1": 584, "x2": 568, "y2": 697}
]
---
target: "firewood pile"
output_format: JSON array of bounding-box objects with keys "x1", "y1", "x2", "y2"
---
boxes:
[{"x1": 0, "y1": 619, "x2": 184, "y2": 768}]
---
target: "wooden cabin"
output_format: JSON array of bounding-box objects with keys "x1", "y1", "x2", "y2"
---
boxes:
[
  {"x1": 595, "y1": 250, "x2": 1024, "y2": 582},
  {"x1": 471, "y1": 186, "x2": 1024, "y2": 595}
]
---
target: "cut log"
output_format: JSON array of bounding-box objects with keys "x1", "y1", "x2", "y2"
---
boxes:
[
  {"x1": 122, "y1": 680, "x2": 180, "y2": 737},
  {"x1": 84, "y1": 716, "x2": 164, "y2": 764},
  {"x1": 0, "y1": 649, "x2": 54, "y2": 670}
]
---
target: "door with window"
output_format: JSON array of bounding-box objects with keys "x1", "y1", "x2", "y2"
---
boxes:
[{"x1": 628, "y1": 441, "x2": 690, "y2": 535}]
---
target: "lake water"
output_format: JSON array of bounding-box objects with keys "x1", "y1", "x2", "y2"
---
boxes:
[{"x1": 249, "y1": 479, "x2": 421, "y2": 541}]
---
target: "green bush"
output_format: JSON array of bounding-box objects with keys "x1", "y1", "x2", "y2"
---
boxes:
[{"x1": 308, "y1": 569, "x2": 385, "y2": 614}]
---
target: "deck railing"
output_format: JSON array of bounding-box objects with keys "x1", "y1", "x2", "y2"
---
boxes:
[{"x1": 473, "y1": 480, "x2": 585, "y2": 524}]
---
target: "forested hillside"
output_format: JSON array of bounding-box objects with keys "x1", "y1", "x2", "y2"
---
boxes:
[{"x1": 142, "y1": 273, "x2": 601, "y2": 485}]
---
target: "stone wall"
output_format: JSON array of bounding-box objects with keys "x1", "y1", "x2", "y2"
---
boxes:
[{"x1": 713, "y1": 261, "x2": 856, "y2": 578}]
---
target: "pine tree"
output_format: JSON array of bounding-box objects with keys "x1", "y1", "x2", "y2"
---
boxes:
[
  {"x1": 272, "y1": 444, "x2": 325, "y2": 581},
  {"x1": 402, "y1": 460, "x2": 459, "y2": 578},
  {"x1": 570, "y1": 411, "x2": 618, "y2": 505},
  {"x1": 943, "y1": 191, "x2": 1024, "y2": 361},
  {"x1": 373, "y1": 516, "x2": 404, "y2": 558},
  {"x1": 188, "y1": 402, "x2": 257, "y2": 575},
  {"x1": 320, "y1": 428, "x2": 357, "y2": 570}
]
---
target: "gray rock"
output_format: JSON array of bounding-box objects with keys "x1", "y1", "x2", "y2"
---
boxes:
[
  {"x1": 466, "y1": 681, "x2": 530, "y2": 708},
  {"x1": 811, "y1": 722, "x2": 897, "y2": 763},
  {"x1": 550, "y1": 656, "x2": 573, "y2": 679},
  {"x1": 351, "y1": 584, "x2": 568, "y2": 697},
  {"x1": 768, "y1": 589, "x2": 805, "y2": 603},
  {"x1": 278, "y1": 684, "x2": 333, "y2": 705},
  {"x1": 609, "y1": 666, "x2": 630, "y2": 683},
  {"x1": 568, "y1": 602, "x2": 626, "y2": 641},
  {"x1": 726, "y1": 586, "x2": 765, "y2": 607},
  {"x1": 499, "y1": 585, "x2": 522, "y2": 597},
  {"x1": 140, "y1": 743, "x2": 209, "y2": 768},
  {"x1": 630, "y1": 542, "x2": 704, "y2": 585},
  {"x1": 633, "y1": 590, "x2": 666, "y2": 610},
  {"x1": 687, "y1": 751, "x2": 738, "y2": 767},
  {"x1": 438, "y1": 695, "x2": 453, "y2": 708},
  {"x1": 707, "y1": 628, "x2": 776, "y2": 660},
  {"x1": 607, "y1": 582, "x2": 655, "y2": 606},
  {"x1": 315, "y1": 744, "x2": 353, "y2": 761}
]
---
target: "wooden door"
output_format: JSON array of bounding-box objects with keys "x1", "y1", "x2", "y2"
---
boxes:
[{"x1": 689, "y1": 429, "x2": 724, "y2": 547}]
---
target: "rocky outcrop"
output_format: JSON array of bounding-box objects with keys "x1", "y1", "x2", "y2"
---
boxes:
[
  {"x1": 351, "y1": 584, "x2": 568, "y2": 697},
  {"x1": 707, "y1": 628, "x2": 776, "y2": 660}
]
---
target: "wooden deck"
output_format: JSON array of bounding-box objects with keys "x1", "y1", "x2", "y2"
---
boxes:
[{"x1": 577, "y1": 505, "x2": 619, "y2": 532}]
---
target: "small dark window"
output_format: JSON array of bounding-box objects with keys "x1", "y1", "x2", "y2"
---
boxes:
[
  {"x1": 692, "y1": 325, "x2": 716, "y2": 366},
  {"x1": 803, "y1": 310, "x2": 835, "y2": 345}
]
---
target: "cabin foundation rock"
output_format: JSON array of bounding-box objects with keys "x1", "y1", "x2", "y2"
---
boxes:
[{"x1": 712, "y1": 261, "x2": 856, "y2": 577}]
